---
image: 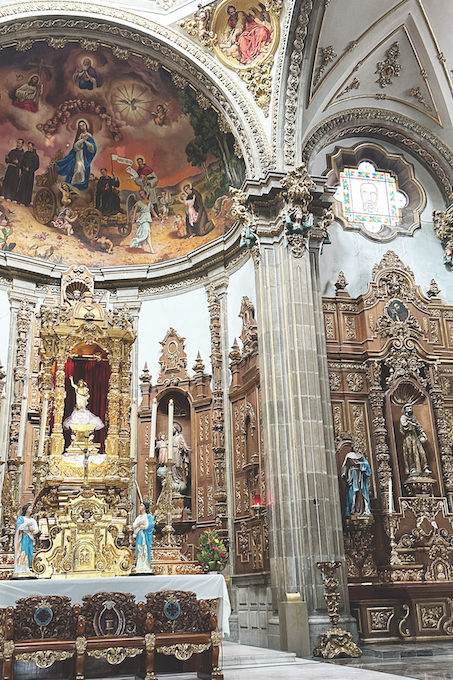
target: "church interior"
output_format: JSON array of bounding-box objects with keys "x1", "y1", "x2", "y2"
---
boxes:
[{"x1": 1, "y1": 0, "x2": 453, "y2": 679}]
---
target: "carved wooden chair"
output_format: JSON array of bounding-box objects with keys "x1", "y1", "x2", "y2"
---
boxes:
[
  {"x1": 2, "y1": 594, "x2": 78, "y2": 680},
  {"x1": 76, "y1": 590, "x2": 146, "y2": 679},
  {"x1": 144, "y1": 589, "x2": 223, "y2": 680}
]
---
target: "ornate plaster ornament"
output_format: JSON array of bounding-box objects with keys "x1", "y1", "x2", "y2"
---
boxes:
[
  {"x1": 409, "y1": 86, "x2": 432, "y2": 111},
  {"x1": 302, "y1": 109, "x2": 453, "y2": 204},
  {"x1": 376, "y1": 42, "x2": 402, "y2": 88},
  {"x1": 336, "y1": 78, "x2": 360, "y2": 99},
  {"x1": 314, "y1": 45, "x2": 336, "y2": 87}
]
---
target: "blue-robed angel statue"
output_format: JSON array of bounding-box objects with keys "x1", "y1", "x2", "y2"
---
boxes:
[
  {"x1": 14, "y1": 503, "x2": 39, "y2": 576},
  {"x1": 341, "y1": 448, "x2": 372, "y2": 517},
  {"x1": 133, "y1": 500, "x2": 155, "y2": 572},
  {"x1": 57, "y1": 119, "x2": 96, "y2": 190}
]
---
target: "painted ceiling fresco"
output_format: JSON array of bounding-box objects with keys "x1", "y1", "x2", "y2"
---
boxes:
[{"x1": 0, "y1": 43, "x2": 245, "y2": 267}]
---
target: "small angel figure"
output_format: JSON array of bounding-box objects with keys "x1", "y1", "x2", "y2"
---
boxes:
[
  {"x1": 58, "y1": 182, "x2": 75, "y2": 208},
  {"x1": 155, "y1": 432, "x2": 168, "y2": 464},
  {"x1": 52, "y1": 208, "x2": 78, "y2": 236},
  {"x1": 151, "y1": 103, "x2": 169, "y2": 126},
  {"x1": 174, "y1": 213, "x2": 187, "y2": 238},
  {"x1": 194, "y1": 3, "x2": 211, "y2": 40}
]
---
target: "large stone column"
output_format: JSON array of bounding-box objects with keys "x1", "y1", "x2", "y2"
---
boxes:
[{"x1": 245, "y1": 169, "x2": 357, "y2": 650}]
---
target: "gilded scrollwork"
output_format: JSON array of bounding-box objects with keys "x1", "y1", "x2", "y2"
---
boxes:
[
  {"x1": 156, "y1": 641, "x2": 211, "y2": 660},
  {"x1": 87, "y1": 646, "x2": 142, "y2": 664},
  {"x1": 16, "y1": 650, "x2": 74, "y2": 668}
]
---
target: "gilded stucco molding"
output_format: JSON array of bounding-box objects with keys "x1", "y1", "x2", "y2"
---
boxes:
[
  {"x1": 283, "y1": 0, "x2": 313, "y2": 165},
  {"x1": 0, "y1": 2, "x2": 270, "y2": 176},
  {"x1": 301, "y1": 108, "x2": 453, "y2": 203},
  {"x1": 269, "y1": 0, "x2": 292, "y2": 167}
]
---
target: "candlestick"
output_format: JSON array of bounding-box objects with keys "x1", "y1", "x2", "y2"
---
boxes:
[
  {"x1": 149, "y1": 397, "x2": 157, "y2": 458},
  {"x1": 388, "y1": 477, "x2": 394, "y2": 514},
  {"x1": 168, "y1": 399, "x2": 174, "y2": 462},
  {"x1": 130, "y1": 399, "x2": 137, "y2": 460},
  {"x1": 37, "y1": 394, "x2": 49, "y2": 460}
]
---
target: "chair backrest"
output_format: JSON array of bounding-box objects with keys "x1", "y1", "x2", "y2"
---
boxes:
[
  {"x1": 81, "y1": 591, "x2": 143, "y2": 637},
  {"x1": 13, "y1": 595, "x2": 76, "y2": 641},
  {"x1": 145, "y1": 589, "x2": 214, "y2": 634}
]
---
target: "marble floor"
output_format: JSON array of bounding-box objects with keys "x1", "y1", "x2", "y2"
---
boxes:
[{"x1": 20, "y1": 640, "x2": 453, "y2": 679}]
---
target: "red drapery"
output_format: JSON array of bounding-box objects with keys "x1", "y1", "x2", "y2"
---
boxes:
[{"x1": 63, "y1": 358, "x2": 111, "y2": 452}]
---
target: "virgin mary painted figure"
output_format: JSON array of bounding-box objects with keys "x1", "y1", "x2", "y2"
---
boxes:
[
  {"x1": 14, "y1": 503, "x2": 39, "y2": 576},
  {"x1": 133, "y1": 501, "x2": 155, "y2": 572},
  {"x1": 57, "y1": 120, "x2": 96, "y2": 190}
]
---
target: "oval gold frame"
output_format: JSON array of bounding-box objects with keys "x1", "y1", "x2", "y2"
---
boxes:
[{"x1": 212, "y1": 0, "x2": 279, "y2": 71}]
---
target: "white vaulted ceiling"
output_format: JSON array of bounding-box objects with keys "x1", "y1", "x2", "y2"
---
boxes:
[{"x1": 301, "y1": 0, "x2": 453, "y2": 148}]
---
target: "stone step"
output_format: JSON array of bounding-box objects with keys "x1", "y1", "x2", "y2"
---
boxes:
[
  {"x1": 361, "y1": 642, "x2": 453, "y2": 659},
  {"x1": 220, "y1": 641, "x2": 297, "y2": 666}
]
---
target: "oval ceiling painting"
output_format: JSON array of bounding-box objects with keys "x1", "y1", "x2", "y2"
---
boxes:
[{"x1": 0, "y1": 43, "x2": 245, "y2": 267}]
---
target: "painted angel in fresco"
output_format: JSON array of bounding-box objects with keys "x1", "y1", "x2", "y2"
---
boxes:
[
  {"x1": 73, "y1": 57, "x2": 98, "y2": 90},
  {"x1": 13, "y1": 75, "x2": 43, "y2": 112},
  {"x1": 56, "y1": 120, "x2": 97, "y2": 190},
  {"x1": 220, "y1": 4, "x2": 272, "y2": 65},
  {"x1": 151, "y1": 103, "x2": 169, "y2": 126}
]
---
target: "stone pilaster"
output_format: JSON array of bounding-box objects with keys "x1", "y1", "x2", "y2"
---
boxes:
[{"x1": 247, "y1": 170, "x2": 356, "y2": 650}]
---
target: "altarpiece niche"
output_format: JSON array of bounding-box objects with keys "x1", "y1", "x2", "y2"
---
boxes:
[{"x1": 324, "y1": 251, "x2": 453, "y2": 642}]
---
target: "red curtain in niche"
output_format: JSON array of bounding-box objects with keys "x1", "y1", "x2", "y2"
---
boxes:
[{"x1": 63, "y1": 358, "x2": 111, "y2": 452}]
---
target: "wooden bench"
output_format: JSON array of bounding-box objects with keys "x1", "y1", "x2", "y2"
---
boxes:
[
  {"x1": 2, "y1": 594, "x2": 79, "y2": 680},
  {"x1": 1, "y1": 589, "x2": 223, "y2": 680}
]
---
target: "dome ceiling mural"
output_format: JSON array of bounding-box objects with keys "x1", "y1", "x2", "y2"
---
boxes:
[{"x1": 0, "y1": 41, "x2": 245, "y2": 268}]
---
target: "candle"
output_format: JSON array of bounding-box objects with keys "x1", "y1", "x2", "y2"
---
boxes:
[
  {"x1": 149, "y1": 398, "x2": 157, "y2": 458},
  {"x1": 388, "y1": 477, "x2": 394, "y2": 514},
  {"x1": 37, "y1": 394, "x2": 49, "y2": 459},
  {"x1": 130, "y1": 399, "x2": 137, "y2": 460},
  {"x1": 168, "y1": 399, "x2": 174, "y2": 462}
]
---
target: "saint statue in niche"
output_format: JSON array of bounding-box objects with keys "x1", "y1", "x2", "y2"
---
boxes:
[
  {"x1": 341, "y1": 448, "x2": 372, "y2": 517},
  {"x1": 133, "y1": 500, "x2": 155, "y2": 573},
  {"x1": 171, "y1": 422, "x2": 191, "y2": 493},
  {"x1": 14, "y1": 503, "x2": 39, "y2": 577},
  {"x1": 400, "y1": 403, "x2": 432, "y2": 478},
  {"x1": 63, "y1": 376, "x2": 104, "y2": 432}
]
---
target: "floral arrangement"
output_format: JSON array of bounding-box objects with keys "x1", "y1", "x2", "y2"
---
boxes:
[{"x1": 197, "y1": 529, "x2": 229, "y2": 572}]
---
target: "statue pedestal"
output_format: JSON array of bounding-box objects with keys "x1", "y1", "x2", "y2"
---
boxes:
[{"x1": 403, "y1": 475, "x2": 436, "y2": 496}]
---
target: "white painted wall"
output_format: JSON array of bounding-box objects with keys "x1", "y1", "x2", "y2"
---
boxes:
[
  {"x1": 312, "y1": 140, "x2": 452, "y2": 302},
  {"x1": 227, "y1": 257, "x2": 257, "y2": 350},
  {"x1": 138, "y1": 288, "x2": 211, "y2": 381}
]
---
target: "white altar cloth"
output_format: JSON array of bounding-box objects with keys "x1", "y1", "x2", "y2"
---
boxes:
[{"x1": 0, "y1": 573, "x2": 231, "y2": 635}]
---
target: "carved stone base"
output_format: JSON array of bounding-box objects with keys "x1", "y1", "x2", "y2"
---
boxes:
[
  {"x1": 313, "y1": 626, "x2": 362, "y2": 659},
  {"x1": 403, "y1": 475, "x2": 436, "y2": 496}
]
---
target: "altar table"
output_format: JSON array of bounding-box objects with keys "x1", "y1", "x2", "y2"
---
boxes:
[{"x1": 0, "y1": 573, "x2": 231, "y2": 634}]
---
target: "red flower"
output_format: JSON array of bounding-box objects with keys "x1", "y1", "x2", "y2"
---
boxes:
[
  {"x1": 213, "y1": 546, "x2": 218, "y2": 551},
  {"x1": 220, "y1": 552, "x2": 226, "y2": 558}
]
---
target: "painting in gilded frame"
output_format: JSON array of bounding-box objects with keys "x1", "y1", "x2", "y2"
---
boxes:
[
  {"x1": 212, "y1": 0, "x2": 279, "y2": 70},
  {"x1": 0, "y1": 42, "x2": 245, "y2": 268}
]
